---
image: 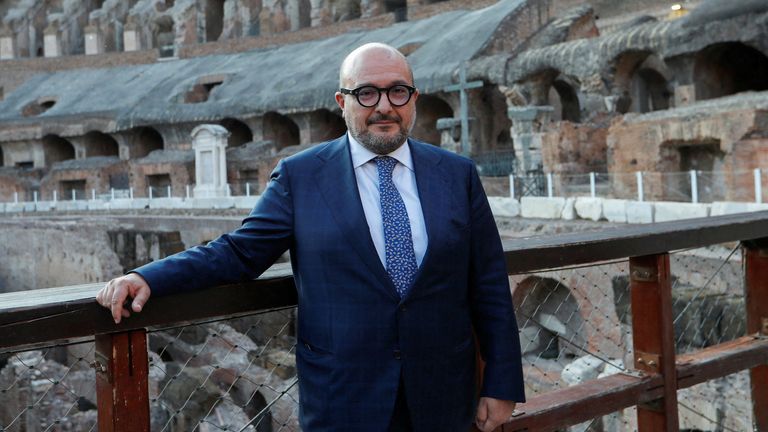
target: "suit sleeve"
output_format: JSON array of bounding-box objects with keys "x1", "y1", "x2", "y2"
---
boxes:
[
  {"x1": 467, "y1": 162, "x2": 526, "y2": 402},
  {"x1": 134, "y1": 160, "x2": 294, "y2": 297}
]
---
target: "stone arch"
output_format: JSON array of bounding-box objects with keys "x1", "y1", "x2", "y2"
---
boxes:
[
  {"x1": 309, "y1": 109, "x2": 346, "y2": 142},
  {"x1": 412, "y1": 94, "x2": 453, "y2": 145},
  {"x1": 694, "y1": 42, "x2": 768, "y2": 101},
  {"x1": 610, "y1": 51, "x2": 671, "y2": 113},
  {"x1": 205, "y1": 0, "x2": 225, "y2": 42},
  {"x1": 131, "y1": 127, "x2": 165, "y2": 158},
  {"x1": 513, "y1": 276, "x2": 586, "y2": 361},
  {"x1": 263, "y1": 112, "x2": 300, "y2": 151},
  {"x1": 83, "y1": 131, "x2": 119, "y2": 157},
  {"x1": 548, "y1": 77, "x2": 581, "y2": 123},
  {"x1": 220, "y1": 118, "x2": 253, "y2": 147},
  {"x1": 42, "y1": 134, "x2": 75, "y2": 165}
]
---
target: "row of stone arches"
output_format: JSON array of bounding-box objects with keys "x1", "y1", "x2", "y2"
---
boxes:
[{"x1": 522, "y1": 41, "x2": 768, "y2": 124}]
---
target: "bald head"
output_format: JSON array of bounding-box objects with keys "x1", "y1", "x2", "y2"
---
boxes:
[{"x1": 339, "y1": 43, "x2": 414, "y2": 88}]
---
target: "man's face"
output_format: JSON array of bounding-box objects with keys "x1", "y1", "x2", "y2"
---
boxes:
[{"x1": 335, "y1": 49, "x2": 419, "y2": 155}]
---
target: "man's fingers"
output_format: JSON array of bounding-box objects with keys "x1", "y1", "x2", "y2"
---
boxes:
[
  {"x1": 475, "y1": 398, "x2": 488, "y2": 430},
  {"x1": 110, "y1": 285, "x2": 129, "y2": 324},
  {"x1": 131, "y1": 285, "x2": 150, "y2": 313}
]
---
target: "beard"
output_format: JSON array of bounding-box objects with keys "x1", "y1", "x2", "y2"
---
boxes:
[{"x1": 348, "y1": 113, "x2": 415, "y2": 155}]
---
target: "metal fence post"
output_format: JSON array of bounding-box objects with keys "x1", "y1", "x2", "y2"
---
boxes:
[
  {"x1": 130, "y1": 187, "x2": 134, "y2": 200},
  {"x1": 95, "y1": 330, "x2": 150, "y2": 432},
  {"x1": 111, "y1": 188, "x2": 115, "y2": 200},
  {"x1": 13, "y1": 191, "x2": 18, "y2": 203},
  {"x1": 509, "y1": 175, "x2": 515, "y2": 200},
  {"x1": 33, "y1": 191, "x2": 38, "y2": 203},
  {"x1": 148, "y1": 187, "x2": 153, "y2": 200},
  {"x1": 186, "y1": 185, "x2": 190, "y2": 199},
  {"x1": 744, "y1": 239, "x2": 768, "y2": 431},
  {"x1": 92, "y1": 189, "x2": 96, "y2": 201},
  {"x1": 246, "y1": 182, "x2": 251, "y2": 197},
  {"x1": 690, "y1": 170, "x2": 698, "y2": 203},
  {"x1": 547, "y1": 173, "x2": 553, "y2": 198},
  {"x1": 53, "y1": 190, "x2": 57, "y2": 203},
  {"x1": 590, "y1": 172, "x2": 596, "y2": 198},
  {"x1": 629, "y1": 254, "x2": 678, "y2": 431},
  {"x1": 755, "y1": 169, "x2": 762, "y2": 204},
  {"x1": 71, "y1": 189, "x2": 76, "y2": 201},
  {"x1": 636, "y1": 172, "x2": 644, "y2": 202}
]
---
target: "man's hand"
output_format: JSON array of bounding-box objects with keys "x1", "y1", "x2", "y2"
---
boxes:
[
  {"x1": 95, "y1": 273, "x2": 151, "y2": 324},
  {"x1": 475, "y1": 397, "x2": 516, "y2": 432}
]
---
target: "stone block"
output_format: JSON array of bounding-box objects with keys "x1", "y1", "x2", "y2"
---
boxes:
[
  {"x1": 603, "y1": 199, "x2": 627, "y2": 223},
  {"x1": 148, "y1": 197, "x2": 187, "y2": 209},
  {"x1": 5, "y1": 203, "x2": 25, "y2": 213},
  {"x1": 56, "y1": 201, "x2": 88, "y2": 211},
  {"x1": 574, "y1": 197, "x2": 603, "y2": 221},
  {"x1": 233, "y1": 196, "x2": 259, "y2": 209},
  {"x1": 130, "y1": 199, "x2": 151, "y2": 209},
  {"x1": 87, "y1": 200, "x2": 111, "y2": 210},
  {"x1": 654, "y1": 202, "x2": 710, "y2": 222},
  {"x1": 710, "y1": 201, "x2": 752, "y2": 216},
  {"x1": 109, "y1": 198, "x2": 133, "y2": 209},
  {"x1": 520, "y1": 197, "x2": 566, "y2": 219},
  {"x1": 561, "y1": 197, "x2": 576, "y2": 220},
  {"x1": 488, "y1": 197, "x2": 520, "y2": 218},
  {"x1": 626, "y1": 201, "x2": 654, "y2": 224},
  {"x1": 190, "y1": 197, "x2": 237, "y2": 209},
  {"x1": 561, "y1": 355, "x2": 603, "y2": 385},
  {"x1": 35, "y1": 201, "x2": 55, "y2": 212}
]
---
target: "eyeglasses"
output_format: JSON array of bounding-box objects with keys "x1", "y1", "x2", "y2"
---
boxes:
[{"x1": 339, "y1": 85, "x2": 417, "y2": 108}]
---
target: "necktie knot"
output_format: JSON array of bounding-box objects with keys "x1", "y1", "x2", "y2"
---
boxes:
[{"x1": 375, "y1": 156, "x2": 397, "y2": 181}]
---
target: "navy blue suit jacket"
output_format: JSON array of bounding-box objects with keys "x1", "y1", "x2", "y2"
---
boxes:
[{"x1": 136, "y1": 135, "x2": 525, "y2": 431}]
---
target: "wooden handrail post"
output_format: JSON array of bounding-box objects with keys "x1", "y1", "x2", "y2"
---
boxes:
[
  {"x1": 744, "y1": 240, "x2": 768, "y2": 431},
  {"x1": 629, "y1": 254, "x2": 679, "y2": 431},
  {"x1": 95, "y1": 329, "x2": 150, "y2": 432}
]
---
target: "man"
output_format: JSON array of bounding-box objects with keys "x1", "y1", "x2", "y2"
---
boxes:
[{"x1": 97, "y1": 43, "x2": 524, "y2": 431}]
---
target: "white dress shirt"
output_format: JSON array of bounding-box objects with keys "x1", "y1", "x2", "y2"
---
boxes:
[{"x1": 348, "y1": 133, "x2": 428, "y2": 267}]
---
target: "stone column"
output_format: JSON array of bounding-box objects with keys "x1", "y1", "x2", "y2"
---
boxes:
[
  {"x1": 84, "y1": 25, "x2": 104, "y2": 55},
  {"x1": 0, "y1": 27, "x2": 16, "y2": 60},
  {"x1": 123, "y1": 22, "x2": 141, "y2": 52},
  {"x1": 43, "y1": 24, "x2": 62, "y2": 58},
  {"x1": 508, "y1": 106, "x2": 553, "y2": 173},
  {"x1": 192, "y1": 124, "x2": 230, "y2": 198},
  {"x1": 435, "y1": 118, "x2": 462, "y2": 154}
]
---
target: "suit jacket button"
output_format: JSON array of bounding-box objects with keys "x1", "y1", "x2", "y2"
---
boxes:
[{"x1": 393, "y1": 349, "x2": 402, "y2": 360}]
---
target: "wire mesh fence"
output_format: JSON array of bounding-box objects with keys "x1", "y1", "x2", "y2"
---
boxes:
[
  {"x1": 0, "y1": 307, "x2": 299, "y2": 432},
  {"x1": 509, "y1": 241, "x2": 754, "y2": 431}
]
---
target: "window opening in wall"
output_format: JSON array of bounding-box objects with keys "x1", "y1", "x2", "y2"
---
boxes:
[
  {"x1": 147, "y1": 173, "x2": 172, "y2": 197},
  {"x1": 22, "y1": 97, "x2": 57, "y2": 117},
  {"x1": 155, "y1": 15, "x2": 175, "y2": 58},
  {"x1": 83, "y1": 131, "x2": 119, "y2": 157},
  {"x1": 384, "y1": 0, "x2": 407, "y2": 21},
  {"x1": 263, "y1": 112, "x2": 300, "y2": 150},
  {"x1": 694, "y1": 42, "x2": 768, "y2": 101},
  {"x1": 205, "y1": 0, "x2": 225, "y2": 42},
  {"x1": 185, "y1": 79, "x2": 224, "y2": 103},
  {"x1": 15, "y1": 161, "x2": 33, "y2": 169},
  {"x1": 60, "y1": 179, "x2": 87, "y2": 200},
  {"x1": 220, "y1": 118, "x2": 253, "y2": 146},
  {"x1": 42, "y1": 134, "x2": 76, "y2": 165}
]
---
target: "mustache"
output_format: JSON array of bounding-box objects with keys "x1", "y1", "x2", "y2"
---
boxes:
[{"x1": 366, "y1": 113, "x2": 401, "y2": 125}]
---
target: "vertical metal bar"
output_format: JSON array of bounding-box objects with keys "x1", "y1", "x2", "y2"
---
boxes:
[
  {"x1": 95, "y1": 330, "x2": 150, "y2": 432},
  {"x1": 590, "y1": 172, "x2": 596, "y2": 198},
  {"x1": 246, "y1": 182, "x2": 251, "y2": 197},
  {"x1": 690, "y1": 170, "x2": 698, "y2": 204},
  {"x1": 755, "y1": 169, "x2": 762, "y2": 204},
  {"x1": 33, "y1": 191, "x2": 37, "y2": 203},
  {"x1": 509, "y1": 174, "x2": 515, "y2": 200},
  {"x1": 547, "y1": 173, "x2": 553, "y2": 198},
  {"x1": 744, "y1": 241, "x2": 768, "y2": 431},
  {"x1": 71, "y1": 189, "x2": 76, "y2": 201},
  {"x1": 636, "y1": 172, "x2": 644, "y2": 202},
  {"x1": 148, "y1": 187, "x2": 153, "y2": 200},
  {"x1": 92, "y1": 189, "x2": 96, "y2": 201},
  {"x1": 53, "y1": 190, "x2": 57, "y2": 203},
  {"x1": 14, "y1": 191, "x2": 18, "y2": 203},
  {"x1": 186, "y1": 184, "x2": 191, "y2": 199},
  {"x1": 167, "y1": 185, "x2": 172, "y2": 198},
  {"x1": 130, "y1": 187, "x2": 134, "y2": 200},
  {"x1": 111, "y1": 188, "x2": 115, "y2": 200},
  {"x1": 630, "y1": 254, "x2": 678, "y2": 431}
]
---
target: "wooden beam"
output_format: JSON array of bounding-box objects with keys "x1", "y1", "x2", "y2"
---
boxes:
[
  {"x1": 629, "y1": 254, "x2": 678, "y2": 431},
  {"x1": 744, "y1": 240, "x2": 768, "y2": 431},
  {"x1": 504, "y1": 336, "x2": 768, "y2": 431},
  {"x1": 95, "y1": 329, "x2": 150, "y2": 432}
]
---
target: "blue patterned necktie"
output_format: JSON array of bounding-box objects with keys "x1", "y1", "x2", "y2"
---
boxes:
[{"x1": 375, "y1": 156, "x2": 418, "y2": 298}]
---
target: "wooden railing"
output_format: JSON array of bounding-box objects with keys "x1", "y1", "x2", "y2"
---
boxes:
[{"x1": 2, "y1": 211, "x2": 768, "y2": 431}]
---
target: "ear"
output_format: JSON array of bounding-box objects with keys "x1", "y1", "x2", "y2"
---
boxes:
[
  {"x1": 412, "y1": 88, "x2": 419, "y2": 104},
  {"x1": 335, "y1": 92, "x2": 345, "y2": 111}
]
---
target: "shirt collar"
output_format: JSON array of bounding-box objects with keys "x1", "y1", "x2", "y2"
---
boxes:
[{"x1": 348, "y1": 132, "x2": 414, "y2": 172}]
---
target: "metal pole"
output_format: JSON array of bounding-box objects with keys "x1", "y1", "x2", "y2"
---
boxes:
[
  {"x1": 71, "y1": 189, "x2": 76, "y2": 201},
  {"x1": 14, "y1": 191, "x2": 18, "y2": 203},
  {"x1": 636, "y1": 171, "x2": 644, "y2": 202},
  {"x1": 111, "y1": 188, "x2": 115, "y2": 200},
  {"x1": 148, "y1": 187, "x2": 153, "y2": 200},
  {"x1": 129, "y1": 187, "x2": 134, "y2": 200},
  {"x1": 53, "y1": 190, "x2": 57, "y2": 203},
  {"x1": 92, "y1": 189, "x2": 96, "y2": 201},
  {"x1": 690, "y1": 170, "x2": 698, "y2": 204},
  {"x1": 33, "y1": 191, "x2": 38, "y2": 203},
  {"x1": 755, "y1": 168, "x2": 762, "y2": 204},
  {"x1": 590, "y1": 172, "x2": 596, "y2": 198},
  {"x1": 547, "y1": 173, "x2": 553, "y2": 198},
  {"x1": 186, "y1": 185, "x2": 190, "y2": 199},
  {"x1": 167, "y1": 185, "x2": 171, "y2": 198},
  {"x1": 509, "y1": 174, "x2": 515, "y2": 200},
  {"x1": 246, "y1": 182, "x2": 251, "y2": 197}
]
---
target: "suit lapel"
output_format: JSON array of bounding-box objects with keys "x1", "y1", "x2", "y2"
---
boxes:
[{"x1": 314, "y1": 136, "x2": 399, "y2": 301}]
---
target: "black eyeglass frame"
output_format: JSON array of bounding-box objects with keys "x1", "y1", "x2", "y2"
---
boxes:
[{"x1": 339, "y1": 85, "x2": 417, "y2": 108}]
